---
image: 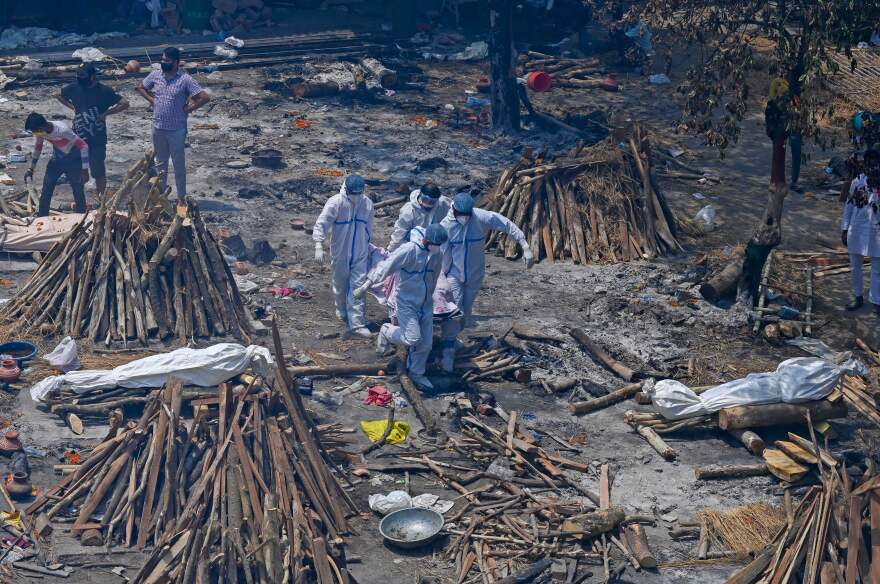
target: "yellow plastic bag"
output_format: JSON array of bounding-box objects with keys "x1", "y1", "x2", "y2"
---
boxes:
[
  {"x1": 360, "y1": 419, "x2": 411, "y2": 445},
  {"x1": 1, "y1": 511, "x2": 23, "y2": 531}
]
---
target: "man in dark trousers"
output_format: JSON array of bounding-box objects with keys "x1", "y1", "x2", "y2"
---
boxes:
[
  {"x1": 23, "y1": 113, "x2": 90, "y2": 216},
  {"x1": 57, "y1": 63, "x2": 129, "y2": 200},
  {"x1": 136, "y1": 47, "x2": 210, "y2": 200}
]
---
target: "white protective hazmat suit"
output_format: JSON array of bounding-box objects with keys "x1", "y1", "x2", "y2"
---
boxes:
[
  {"x1": 439, "y1": 208, "x2": 527, "y2": 348},
  {"x1": 387, "y1": 189, "x2": 452, "y2": 252},
  {"x1": 843, "y1": 174, "x2": 880, "y2": 303},
  {"x1": 313, "y1": 184, "x2": 374, "y2": 329},
  {"x1": 368, "y1": 234, "x2": 442, "y2": 376}
]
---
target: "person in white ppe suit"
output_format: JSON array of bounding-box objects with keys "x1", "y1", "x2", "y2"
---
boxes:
[
  {"x1": 354, "y1": 224, "x2": 449, "y2": 390},
  {"x1": 387, "y1": 182, "x2": 451, "y2": 253},
  {"x1": 439, "y1": 192, "x2": 533, "y2": 372},
  {"x1": 842, "y1": 153, "x2": 880, "y2": 314},
  {"x1": 313, "y1": 175, "x2": 374, "y2": 338}
]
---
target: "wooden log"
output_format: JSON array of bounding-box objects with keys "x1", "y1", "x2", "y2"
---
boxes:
[
  {"x1": 624, "y1": 524, "x2": 657, "y2": 569},
  {"x1": 547, "y1": 377, "x2": 578, "y2": 393},
  {"x1": 774, "y1": 440, "x2": 818, "y2": 465},
  {"x1": 718, "y1": 400, "x2": 847, "y2": 430},
  {"x1": 700, "y1": 249, "x2": 745, "y2": 301},
  {"x1": 399, "y1": 370, "x2": 440, "y2": 437},
  {"x1": 373, "y1": 195, "x2": 408, "y2": 210},
  {"x1": 569, "y1": 328, "x2": 637, "y2": 381},
  {"x1": 870, "y1": 493, "x2": 880, "y2": 584},
  {"x1": 727, "y1": 429, "x2": 765, "y2": 456},
  {"x1": 785, "y1": 432, "x2": 839, "y2": 467},
  {"x1": 569, "y1": 382, "x2": 644, "y2": 414},
  {"x1": 494, "y1": 558, "x2": 552, "y2": 584},
  {"x1": 845, "y1": 495, "x2": 862, "y2": 584},
  {"x1": 511, "y1": 323, "x2": 567, "y2": 343},
  {"x1": 287, "y1": 363, "x2": 390, "y2": 378},
  {"x1": 360, "y1": 57, "x2": 397, "y2": 88},
  {"x1": 762, "y1": 448, "x2": 808, "y2": 482},
  {"x1": 632, "y1": 424, "x2": 676, "y2": 460},
  {"x1": 694, "y1": 463, "x2": 769, "y2": 480},
  {"x1": 562, "y1": 507, "x2": 625, "y2": 538},
  {"x1": 291, "y1": 80, "x2": 339, "y2": 98},
  {"x1": 724, "y1": 548, "x2": 774, "y2": 584}
]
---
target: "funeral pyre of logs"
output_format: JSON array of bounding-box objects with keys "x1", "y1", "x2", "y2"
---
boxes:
[
  {"x1": 27, "y1": 334, "x2": 359, "y2": 584},
  {"x1": 0, "y1": 152, "x2": 254, "y2": 345},
  {"x1": 482, "y1": 127, "x2": 681, "y2": 265}
]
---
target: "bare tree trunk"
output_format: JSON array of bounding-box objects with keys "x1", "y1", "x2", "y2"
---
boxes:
[
  {"x1": 770, "y1": 134, "x2": 787, "y2": 189},
  {"x1": 488, "y1": 0, "x2": 520, "y2": 132},
  {"x1": 753, "y1": 184, "x2": 787, "y2": 248},
  {"x1": 743, "y1": 184, "x2": 788, "y2": 301}
]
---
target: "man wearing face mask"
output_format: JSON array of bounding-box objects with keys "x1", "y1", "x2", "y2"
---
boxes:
[
  {"x1": 23, "y1": 113, "x2": 90, "y2": 217},
  {"x1": 136, "y1": 47, "x2": 210, "y2": 200},
  {"x1": 57, "y1": 64, "x2": 129, "y2": 200},
  {"x1": 439, "y1": 192, "x2": 533, "y2": 372},
  {"x1": 387, "y1": 182, "x2": 451, "y2": 253},
  {"x1": 314, "y1": 175, "x2": 375, "y2": 338},
  {"x1": 842, "y1": 150, "x2": 880, "y2": 314},
  {"x1": 354, "y1": 224, "x2": 449, "y2": 390}
]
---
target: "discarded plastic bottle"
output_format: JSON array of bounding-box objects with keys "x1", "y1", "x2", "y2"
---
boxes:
[{"x1": 311, "y1": 390, "x2": 342, "y2": 407}]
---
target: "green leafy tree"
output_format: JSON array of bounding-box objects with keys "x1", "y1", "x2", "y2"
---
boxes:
[{"x1": 639, "y1": 0, "x2": 879, "y2": 293}]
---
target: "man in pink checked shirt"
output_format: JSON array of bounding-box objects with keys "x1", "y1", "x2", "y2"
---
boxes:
[
  {"x1": 136, "y1": 47, "x2": 210, "y2": 201},
  {"x1": 23, "y1": 112, "x2": 90, "y2": 217}
]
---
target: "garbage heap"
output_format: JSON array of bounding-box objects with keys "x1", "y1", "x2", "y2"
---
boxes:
[
  {"x1": 0, "y1": 153, "x2": 254, "y2": 344},
  {"x1": 483, "y1": 127, "x2": 682, "y2": 264}
]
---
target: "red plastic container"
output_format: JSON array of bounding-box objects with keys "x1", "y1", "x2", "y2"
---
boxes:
[{"x1": 526, "y1": 71, "x2": 552, "y2": 93}]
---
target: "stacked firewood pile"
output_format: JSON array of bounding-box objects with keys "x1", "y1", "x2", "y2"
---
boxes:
[
  {"x1": 518, "y1": 51, "x2": 606, "y2": 88},
  {"x1": 28, "y1": 366, "x2": 358, "y2": 582},
  {"x1": 727, "y1": 461, "x2": 880, "y2": 583},
  {"x1": 841, "y1": 375, "x2": 879, "y2": 426},
  {"x1": 389, "y1": 405, "x2": 660, "y2": 581},
  {"x1": 0, "y1": 153, "x2": 254, "y2": 344},
  {"x1": 483, "y1": 128, "x2": 681, "y2": 264}
]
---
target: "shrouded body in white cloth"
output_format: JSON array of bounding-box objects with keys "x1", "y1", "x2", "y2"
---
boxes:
[
  {"x1": 30, "y1": 343, "x2": 273, "y2": 401},
  {"x1": 649, "y1": 357, "x2": 867, "y2": 420}
]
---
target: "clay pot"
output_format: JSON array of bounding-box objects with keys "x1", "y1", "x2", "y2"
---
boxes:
[
  {"x1": 0, "y1": 360, "x2": 20, "y2": 383},
  {"x1": 0, "y1": 431, "x2": 22, "y2": 456},
  {"x1": 124, "y1": 59, "x2": 141, "y2": 74},
  {"x1": 5, "y1": 472, "x2": 31, "y2": 501}
]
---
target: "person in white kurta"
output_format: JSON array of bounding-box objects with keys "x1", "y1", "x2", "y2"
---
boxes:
[{"x1": 842, "y1": 172, "x2": 880, "y2": 313}]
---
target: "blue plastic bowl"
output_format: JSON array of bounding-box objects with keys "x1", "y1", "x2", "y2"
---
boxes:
[{"x1": 0, "y1": 341, "x2": 38, "y2": 367}]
